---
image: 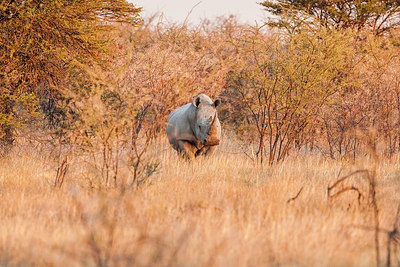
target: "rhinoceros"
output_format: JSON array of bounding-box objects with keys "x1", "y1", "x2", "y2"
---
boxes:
[{"x1": 166, "y1": 94, "x2": 221, "y2": 159}]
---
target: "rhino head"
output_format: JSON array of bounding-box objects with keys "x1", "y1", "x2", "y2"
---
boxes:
[{"x1": 192, "y1": 95, "x2": 221, "y2": 146}]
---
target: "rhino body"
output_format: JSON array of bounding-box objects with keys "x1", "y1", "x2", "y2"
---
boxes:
[{"x1": 166, "y1": 94, "x2": 221, "y2": 159}]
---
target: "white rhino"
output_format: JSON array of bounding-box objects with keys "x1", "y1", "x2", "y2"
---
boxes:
[{"x1": 166, "y1": 94, "x2": 221, "y2": 159}]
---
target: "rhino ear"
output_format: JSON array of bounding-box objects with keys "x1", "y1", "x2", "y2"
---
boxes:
[
  {"x1": 213, "y1": 99, "x2": 221, "y2": 108},
  {"x1": 193, "y1": 96, "x2": 201, "y2": 108}
]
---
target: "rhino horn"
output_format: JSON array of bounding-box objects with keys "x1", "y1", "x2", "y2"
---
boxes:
[
  {"x1": 205, "y1": 121, "x2": 220, "y2": 146},
  {"x1": 208, "y1": 121, "x2": 218, "y2": 136}
]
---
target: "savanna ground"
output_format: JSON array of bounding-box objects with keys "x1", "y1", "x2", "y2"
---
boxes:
[
  {"x1": 1, "y1": 135, "x2": 399, "y2": 266},
  {"x1": 3, "y1": 1, "x2": 400, "y2": 266}
]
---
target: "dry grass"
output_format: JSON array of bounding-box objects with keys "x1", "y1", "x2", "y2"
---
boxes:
[{"x1": 1, "y1": 138, "x2": 400, "y2": 266}]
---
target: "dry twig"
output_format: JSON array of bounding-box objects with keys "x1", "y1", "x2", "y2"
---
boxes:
[{"x1": 287, "y1": 187, "x2": 303, "y2": 203}]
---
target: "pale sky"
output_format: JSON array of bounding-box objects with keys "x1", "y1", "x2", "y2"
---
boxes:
[{"x1": 130, "y1": 0, "x2": 267, "y2": 25}]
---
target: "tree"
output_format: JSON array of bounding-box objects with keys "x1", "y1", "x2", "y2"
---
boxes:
[
  {"x1": 227, "y1": 26, "x2": 355, "y2": 164},
  {"x1": 320, "y1": 33, "x2": 400, "y2": 159},
  {"x1": 0, "y1": 0, "x2": 141, "y2": 149},
  {"x1": 261, "y1": 0, "x2": 400, "y2": 35}
]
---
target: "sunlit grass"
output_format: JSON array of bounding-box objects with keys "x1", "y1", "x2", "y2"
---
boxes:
[{"x1": 0, "y1": 139, "x2": 399, "y2": 266}]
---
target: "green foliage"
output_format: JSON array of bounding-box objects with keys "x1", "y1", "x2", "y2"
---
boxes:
[
  {"x1": 0, "y1": 0, "x2": 141, "y2": 147},
  {"x1": 227, "y1": 25, "x2": 356, "y2": 164},
  {"x1": 0, "y1": 88, "x2": 38, "y2": 151},
  {"x1": 261, "y1": 0, "x2": 400, "y2": 35}
]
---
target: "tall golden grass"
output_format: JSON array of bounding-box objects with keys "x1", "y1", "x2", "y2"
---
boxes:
[{"x1": 1, "y1": 136, "x2": 399, "y2": 266}]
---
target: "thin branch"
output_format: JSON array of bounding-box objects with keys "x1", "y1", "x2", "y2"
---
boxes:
[{"x1": 287, "y1": 187, "x2": 303, "y2": 203}]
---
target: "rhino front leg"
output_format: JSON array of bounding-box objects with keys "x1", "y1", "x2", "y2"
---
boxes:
[
  {"x1": 195, "y1": 145, "x2": 217, "y2": 158},
  {"x1": 177, "y1": 140, "x2": 196, "y2": 160}
]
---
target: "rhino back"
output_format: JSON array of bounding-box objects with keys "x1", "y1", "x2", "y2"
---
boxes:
[{"x1": 166, "y1": 103, "x2": 196, "y2": 146}]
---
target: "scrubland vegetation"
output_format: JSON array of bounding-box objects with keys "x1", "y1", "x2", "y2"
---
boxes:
[
  {"x1": 2, "y1": 0, "x2": 400, "y2": 266},
  {"x1": 2, "y1": 140, "x2": 400, "y2": 266}
]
